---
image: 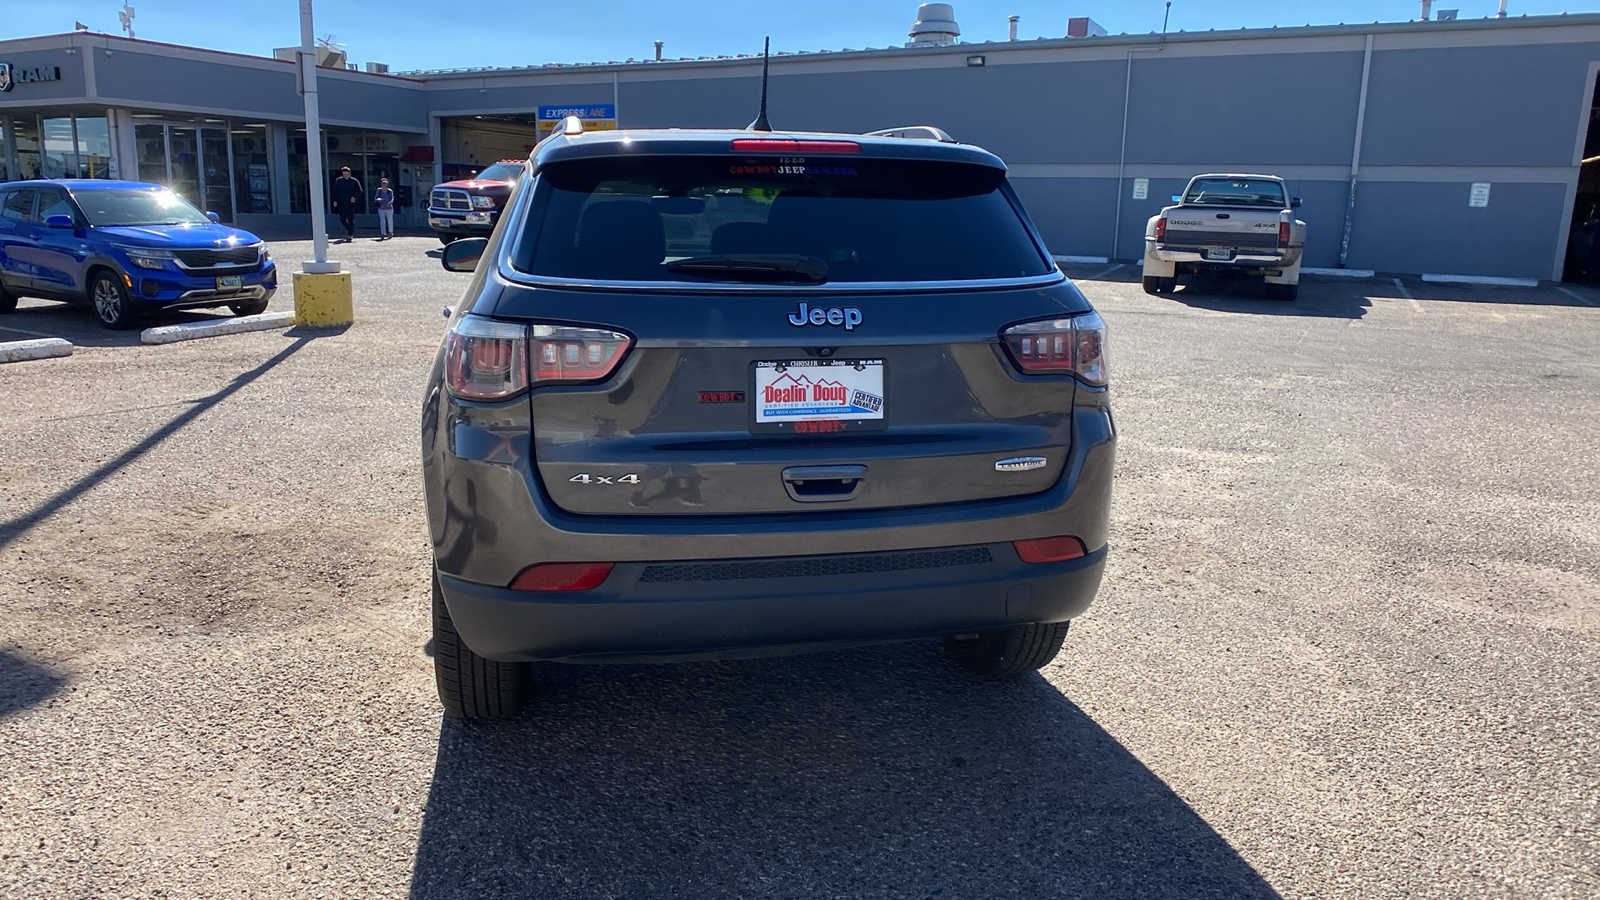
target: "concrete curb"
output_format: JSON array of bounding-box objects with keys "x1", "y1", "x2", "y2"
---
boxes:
[
  {"x1": 1303, "y1": 267, "x2": 1376, "y2": 278},
  {"x1": 141, "y1": 311, "x2": 295, "y2": 345},
  {"x1": 1054, "y1": 255, "x2": 1112, "y2": 264},
  {"x1": 0, "y1": 338, "x2": 74, "y2": 363},
  {"x1": 1421, "y1": 273, "x2": 1539, "y2": 288}
]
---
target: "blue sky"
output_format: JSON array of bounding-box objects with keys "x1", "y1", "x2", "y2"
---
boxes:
[{"x1": 8, "y1": 1, "x2": 1598, "y2": 71}]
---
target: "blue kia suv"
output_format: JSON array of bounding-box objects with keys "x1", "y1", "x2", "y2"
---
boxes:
[{"x1": 0, "y1": 180, "x2": 277, "y2": 329}]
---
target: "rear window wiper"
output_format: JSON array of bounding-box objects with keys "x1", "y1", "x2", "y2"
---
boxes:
[{"x1": 664, "y1": 254, "x2": 828, "y2": 284}]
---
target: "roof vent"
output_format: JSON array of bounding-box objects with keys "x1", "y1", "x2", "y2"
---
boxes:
[
  {"x1": 907, "y1": 3, "x2": 960, "y2": 46},
  {"x1": 1067, "y1": 17, "x2": 1107, "y2": 38}
]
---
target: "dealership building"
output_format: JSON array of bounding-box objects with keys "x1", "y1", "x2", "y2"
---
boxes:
[{"x1": 4, "y1": 8, "x2": 1600, "y2": 281}]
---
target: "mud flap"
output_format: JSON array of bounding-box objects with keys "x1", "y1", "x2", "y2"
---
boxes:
[
  {"x1": 1264, "y1": 260, "x2": 1301, "y2": 285},
  {"x1": 1142, "y1": 249, "x2": 1176, "y2": 278}
]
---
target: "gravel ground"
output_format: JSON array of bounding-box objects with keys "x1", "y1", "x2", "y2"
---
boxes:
[{"x1": 0, "y1": 241, "x2": 1596, "y2": 899}]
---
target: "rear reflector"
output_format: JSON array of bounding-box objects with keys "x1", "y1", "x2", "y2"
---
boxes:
[
  {"x1": 730, "y1": 139, "x2": 861, "y2": 154},
  {"x1": 509, "y1": 563, "x2": 614, "y2": 591},
  {"x1": 1013, "y1": 536, "x2": 1088, "y2": 564}
]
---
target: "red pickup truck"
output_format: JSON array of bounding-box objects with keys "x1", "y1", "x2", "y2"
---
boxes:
[{"x1": 426, "y1": 160, "x2": 523, "y2": 244}]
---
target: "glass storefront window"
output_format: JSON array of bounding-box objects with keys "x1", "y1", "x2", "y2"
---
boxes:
[
  {"x1": 41, "y1": 117, "x2": 75, "y2": 179},
  {"x1": 289, "y1": 130, "x2": 310, "y2": 214},
  {"x1": 232, "y1": 124, "x2": 272, "y2": 214},
  {"x1": 0, "y1": 118, "x2": 11, "y2": 182},
  {"x1": 201, "y1": 127, "x2": 233, "y2": 221},
  {"x1": 168, "y1": 126, "x2": 200, "y2": 208},
  {"x1": 73, "y1": 116, "x2": 112, "y2": 179},
  {"x1": 135, "y1": 123, "x2": 167, "y2": 185},
  {"x1": 12, "y1": 117, "x2": 42, "y2": 181}
]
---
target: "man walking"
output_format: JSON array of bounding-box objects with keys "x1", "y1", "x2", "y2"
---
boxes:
[
  {"x1": 330, "y1": 166, "x2": 362, "y2": 242},
  {"x1": 374, "y1": 177, "x2": 396, "y2": 241}
]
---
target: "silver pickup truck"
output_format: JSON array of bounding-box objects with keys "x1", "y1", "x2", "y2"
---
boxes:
[{"x1": 1142, "y1": 174, "x2": 1306, "y2": 301}]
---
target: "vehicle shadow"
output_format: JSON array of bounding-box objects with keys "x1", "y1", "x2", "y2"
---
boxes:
[
  {"x1": 1, "y1": 300, "x2": 250, "y2": 348},
  {"x1": 1164, "y1": 276, "x2": 1372, "y2": 320},
  {"x1": 0, "y1": 650, "x2": 65, "y2": 719},
  {"x1": 408, "y1": 643, "x2": 1280, "y2": 899},
  {"x1": 0, "y1": 334, "x2": 315, "y2": 550}
]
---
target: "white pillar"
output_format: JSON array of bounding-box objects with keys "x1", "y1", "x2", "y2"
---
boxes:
[{"x1": 299, "y1": 0, "x2": 339, "y2": 273}]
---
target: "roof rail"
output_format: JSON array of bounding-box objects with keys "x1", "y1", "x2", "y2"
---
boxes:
[{"x1": 864, "y1": 125, "x2": 956, "y2": 143}]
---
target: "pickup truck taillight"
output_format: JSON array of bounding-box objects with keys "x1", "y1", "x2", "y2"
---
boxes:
[
  {"x1": 445, "y1": 316, "x2": 632, "y2": 400},
  {"x1": 1278, "y1": 221, "x2": 1290, "y2": 247},
  {"x1": 1000, "y1": 311, "x2": 1108, "y2": 386},
  {"x1": 1155, "y1": 216, "x2": 1167, "y2": 242}
]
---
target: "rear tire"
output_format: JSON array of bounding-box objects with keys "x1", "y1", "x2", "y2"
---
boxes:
[
  {"x1": 1142, "y1": 275, "x2": 1176, "y2": 295},
  {"x1": 945, "y1": 621, "x2": 1070, "y2": 677},
  {"x1": 432, "y1": 566, "x2": 526, "y2": 719},
  {"x1": 228, "y1": 298, "x2": 270, "y2": 317},
  {"x1": 90, "y1": 270, "x2": 137, "y2": 330},
  {"x1": 0, "y1": 281, "x2": 17, "y2": 313},
  {"x1": 1269, "y1": 282, "x2": 1299, "y2": 301}
]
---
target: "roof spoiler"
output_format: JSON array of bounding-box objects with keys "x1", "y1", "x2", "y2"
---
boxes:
[{"x1": 864, "y1": 125, "x2": 956, "y2": 143}]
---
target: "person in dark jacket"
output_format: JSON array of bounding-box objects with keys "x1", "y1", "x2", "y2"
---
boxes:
[{"x1": 331, "y1": 167, "x2": 362, "y2": 242}]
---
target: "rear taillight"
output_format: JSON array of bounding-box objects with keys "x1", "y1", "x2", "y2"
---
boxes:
[
  {"x1": 445, "y1": 316, "x2": 528, "y2": 400},
  {"x1": 1278, "y1": 220, "x2": 1290, "y2": 247},
  {"x1": 445, "y1": 317, "x2": 632, "y2": 400},
  {"x1": 509, "y1": 563, "x2": 614, "y2": 591},
  {"x1": 530, "y1": 324, "x2": 631, "y2": 384},
  {"x1": 1000, "y1": 311, "x2": 1108, "y2": 386},
  {"x1": 1155, "y1": 216, "x2": 1166, "y2": 241},
  {"x1": 1013, "y1": 536, "x2": 1088, "y2": 564}
]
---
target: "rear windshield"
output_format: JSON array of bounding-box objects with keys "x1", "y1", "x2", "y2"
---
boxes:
[
  {"x1": 1182, "y1": 178, "x2": 1287, "y2": 209},
  {"x1": 511, "y1": 155, "x2": 1052, "y2": 284}
]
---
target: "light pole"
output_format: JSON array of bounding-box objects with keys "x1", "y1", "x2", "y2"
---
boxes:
[
  {"x1": 289, "y1": 0, "x2": 353, "y2": 327},
  {"x1": 298, "y1": 0, "x2": 339, "y2": 275}
]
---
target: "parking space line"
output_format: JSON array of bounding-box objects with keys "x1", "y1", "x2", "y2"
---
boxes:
[
  {"x1": 1392, "y1": 277, "x2": 1422, "y2": 312},
  {"x1": 1556, "y1": 286, "x2": 1599, "y2": 307},
  {"x1": 1086, "y1": 263, "x2": 1124, "y2": 281}
]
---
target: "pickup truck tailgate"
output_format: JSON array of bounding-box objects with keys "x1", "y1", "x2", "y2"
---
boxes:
[{"x1": 1164, "y1": 209, "x2": 1282, "y2": 250}]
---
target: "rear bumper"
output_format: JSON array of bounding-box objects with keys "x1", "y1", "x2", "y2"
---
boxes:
[
  {"x1": 439, "y1": 543, "x2": 1107, "y2": 662},
  {"x1": 1146, "y1": 243, "x2": 1303, "y2": 269}
]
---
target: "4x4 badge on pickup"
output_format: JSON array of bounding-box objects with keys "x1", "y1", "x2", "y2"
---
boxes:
[{"x1": 788, "y1": 303, "x2": 862, "y2": 330}]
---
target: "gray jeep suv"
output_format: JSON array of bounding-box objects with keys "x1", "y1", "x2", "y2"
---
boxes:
[{"x1": 422, "y1": 125, "x2": 1115, "y2": 718}]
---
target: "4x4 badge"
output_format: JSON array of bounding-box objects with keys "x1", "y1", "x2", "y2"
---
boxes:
[
  {"x1": 787, "y1": 302, "x2": 862, "y2": 330},
  {"x1": 569, "y1": 473, "x2": 641, "y2": 485}
]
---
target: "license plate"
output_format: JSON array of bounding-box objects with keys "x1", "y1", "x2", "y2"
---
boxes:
[
  {"x1": 754, "y1": 359, "x2": 885, "y2": 425},
  {"x1": 1205, "y1": 248, "x2": 1232, "y2": 261},
  {"x1": 216, "y1": 275, "x2": 243, "y2": 290}
]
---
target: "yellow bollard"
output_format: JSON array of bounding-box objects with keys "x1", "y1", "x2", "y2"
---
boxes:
[{"x1": 291, "y1": 271, "x2": 354, "y2": 327}]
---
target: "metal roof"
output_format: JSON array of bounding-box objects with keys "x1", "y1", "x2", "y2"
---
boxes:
[{"x1": 397, "y1": 13, "x2": 1600, "y2": 78}]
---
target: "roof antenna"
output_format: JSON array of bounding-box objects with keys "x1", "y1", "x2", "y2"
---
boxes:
[
  {"x1": 748, "y1": 37, "x2": 772, "y2": 132},
  {"x1": 1159, "y1": 2, "x2": 1172, "y2": 49}
]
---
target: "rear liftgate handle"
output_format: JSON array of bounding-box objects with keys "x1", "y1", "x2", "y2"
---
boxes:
[{"x1": 782, "y1": 465, "x2": 866, "y2": 502}]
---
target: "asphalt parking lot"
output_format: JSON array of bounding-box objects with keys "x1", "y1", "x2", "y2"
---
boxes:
[{"x1": 1, "y1": 240, "x2": 1596, "y2": 899}]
